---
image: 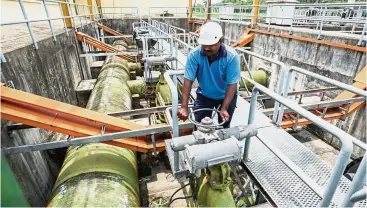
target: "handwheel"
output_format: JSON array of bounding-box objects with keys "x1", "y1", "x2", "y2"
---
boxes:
[{"x1": 188, "y1": 108, "x2": 226, "y2": 128}]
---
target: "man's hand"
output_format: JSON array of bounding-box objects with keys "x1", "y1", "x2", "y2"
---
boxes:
[
  {"x1": 178, "y1": 107, "x2": 189, "y2": 120},
  {"x1": 220, "y1": 109, "x2": 230, "y2": 121}
]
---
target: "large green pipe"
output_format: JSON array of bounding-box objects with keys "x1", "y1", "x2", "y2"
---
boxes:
[
  {"x1": 239, "y1": 70, "x2": 268, "y2": 88},
  {"x1": 48, "y1": 56, "x2": 141, "y2": 206},
  {"x1": 1, "y1": 154, "x2": 29, "y2": 207},
  {"x1": 197, "y1": 164, "x2": 236, "y2": 207}
]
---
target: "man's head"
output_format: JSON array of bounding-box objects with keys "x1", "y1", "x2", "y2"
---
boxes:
[{"x1": 197, "y1": 22, "x2": 223, "y2": 57}]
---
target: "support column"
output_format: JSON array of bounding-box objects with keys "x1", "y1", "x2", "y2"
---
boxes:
[
  {"x1": 60, "y1": 0, "x2": 72, "y2": 28},
  {"x1": 95, "y1": 0, "x2": 102, "y2": 17},
  {"x1": 206, "y1": 0, "x2": 211, "y2": 20},
  {"x1": 87, "y1": 0, "x2": 94, "y2": 21},
  {"x1": 189, "y1": 0, "x2": 193, "y2": 18},
  {"x1": 252, "y1": 0, "x2": 260, "y2": 25}
]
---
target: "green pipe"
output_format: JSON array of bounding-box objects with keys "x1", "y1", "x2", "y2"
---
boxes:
[
  {"x1": 239, "y1": 70, "x2": 268, "y2": 88},
  {"x1": 48, "y1": 56, "x2": 140, "y2": 207},
  {"x1": 1, "y1": 154, "x2": 29, "y2": 207},
  {"x1": 127, "y1": 80, "x2": 147, "y2": 97},
  {"x1": 155, "y1": 74, "x2": 172, "y2": 105},
  {"x1": 197, "y1": 164, "x2": 236, "y2": 207}
]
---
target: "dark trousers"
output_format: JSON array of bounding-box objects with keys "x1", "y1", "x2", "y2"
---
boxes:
[{"x1": 194, "y1": 92, "x2": 237, "y2": 129}]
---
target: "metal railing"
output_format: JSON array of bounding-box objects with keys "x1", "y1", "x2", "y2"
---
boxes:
[
  {"x1": 235, "y1": 47, "x2": 287, "y2": 123},
  {"x1": 150, "y1": 20, "x2": 195, "y2": 60},
  {"x1": 0, "y1": 0, "x2": 138, "y2": 49},
  {"x1": 150, "y1": 3, "x2": 366, "y2": 45},
  {"x1": 278, "y1": 66, "x2": 367, "y2": 134}
]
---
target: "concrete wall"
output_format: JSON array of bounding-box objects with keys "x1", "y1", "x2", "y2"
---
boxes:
[
  {"x1": 219, "y1": 21, "x2": 365, "y2": 157},
  {"x1": 153, "y1": 18, "x2": 188, "y2": 31},
  {"x1": 0, "y1": 23, "x2": 98, "y2": 206},
  {"x1": 100, "y1": 0, "x2": 188, "y2": 17},
  {"x1": 102, "y1": 18, "x2": 139, "y2": 35}
]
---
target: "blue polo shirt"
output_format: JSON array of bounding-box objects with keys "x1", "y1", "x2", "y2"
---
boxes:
[{"x1": 184, "y1": 44, "x2": 240, "y2": 100}]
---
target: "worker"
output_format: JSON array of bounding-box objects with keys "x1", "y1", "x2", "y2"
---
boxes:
[{"x1": 178, "y1": 22, "x2": 240, "y2": 128}]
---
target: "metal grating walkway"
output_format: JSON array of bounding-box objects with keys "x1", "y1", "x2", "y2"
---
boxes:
[{"x1": 240, "y1": 111, "x2": 367, "y2": 207}]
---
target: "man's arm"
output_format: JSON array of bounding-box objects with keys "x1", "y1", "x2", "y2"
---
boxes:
[
  {"x1": 181, "y1": 78, "x2": 193, "y2": 108},
  {"x1": 221, "y1": 54, "x2": 240, "y2": 120},
  {"x1": 178, "y1": 52, "x2": 197, "y2": 120},
  {"x1": 222, "y1": 83, "x2": 237, "y2": 108}
]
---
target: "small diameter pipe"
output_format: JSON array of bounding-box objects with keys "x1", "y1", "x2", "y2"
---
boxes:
[
  {"x1": 243, "y1": 76, "x2": 354, "y2": 207},
  {"x1": 164, "y1": 70, "x2": 185, "y2": 172}
]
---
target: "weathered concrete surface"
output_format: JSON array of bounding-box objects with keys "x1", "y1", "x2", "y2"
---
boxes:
[
  {"x1": 291, "y1": 129, "x2": 343, "y2": 167},
  {"x1": 102, "y1": 18, "x2": 139, "y2": 36},
  {"x1": 75, "y1": 79, "x2": 97, "y2": 107},
  {"x1": 90, "y1": 61, "x2": 104, "y2": 79},
  {"x1": 1, "y1": 124, "x2": 60, "y2": 206},
  {"x1": 0, "y1": 22, "x2": 99, "y2": 206}
]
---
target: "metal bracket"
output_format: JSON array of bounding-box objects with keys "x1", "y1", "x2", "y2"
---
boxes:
[
  {"x1": 289, "y1": 113, "x2": 300, "y2": 131},
  {"x1": 101, "y1": 125, "x2": 106, "y2": 135},
  {"x1": 340, "y1": 103, "x2": 352, "y2": 121},
  {"x1": 6, "y1": 81, "x2": 15, "y2": 89}
]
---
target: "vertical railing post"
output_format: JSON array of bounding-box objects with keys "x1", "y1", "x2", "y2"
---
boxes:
[
  {"x1": 252, "y1": 0, "x2": 260, "y2": 26},
  {"x1": 243, "y1": 88, "x2": 258, "y2": 161},
  {"x1": 41, "y1": 0, "x2": 56, "y2": 41},
  {"x1": 317, "y1": 6, "x2": 326, "y2": 40},
  {"x1": 357, "y1": 22, "x2": 366, "y2": 46},
  {"x1": 58, "y1": 2, "x2": 69, "y2": 36},
  {"x1": 18, "y1": 0, "x2": 38, "y2": 49},
  {"x1": 66, "y1": 0, "x2": 76, "y2": 30}
]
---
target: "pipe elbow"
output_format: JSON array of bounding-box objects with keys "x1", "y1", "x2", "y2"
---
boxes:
[{"x1": 339, "y1": 135, "x2": 354, "y2": 154}]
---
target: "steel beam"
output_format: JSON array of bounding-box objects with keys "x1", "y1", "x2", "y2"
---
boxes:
[
  {"x1": 0, "y1": 85, "x2": 166, "y2": 153},
  {"x1": 2, "y1": 123, "x2": 192, "y2": 155}
]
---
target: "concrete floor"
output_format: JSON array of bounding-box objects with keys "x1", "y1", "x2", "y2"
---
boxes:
[
  {"x1": 143, "y1": 162, "x2": 191, "y2": 207},
  {"x1": 290, "y1": 128, "x2": 343, "y2": 167}
]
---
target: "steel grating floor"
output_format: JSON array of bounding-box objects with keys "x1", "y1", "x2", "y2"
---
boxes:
[
  {"x1": 246, "y1": 126, "x2": 366, "y2": 207},
  {"x1": 166, "y1": 96, "x2": 366, "y2": 207}
]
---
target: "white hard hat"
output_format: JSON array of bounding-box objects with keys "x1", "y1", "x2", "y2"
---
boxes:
[{"x1": 197, "y1": 22, "x2": 223, "y2": 45}]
